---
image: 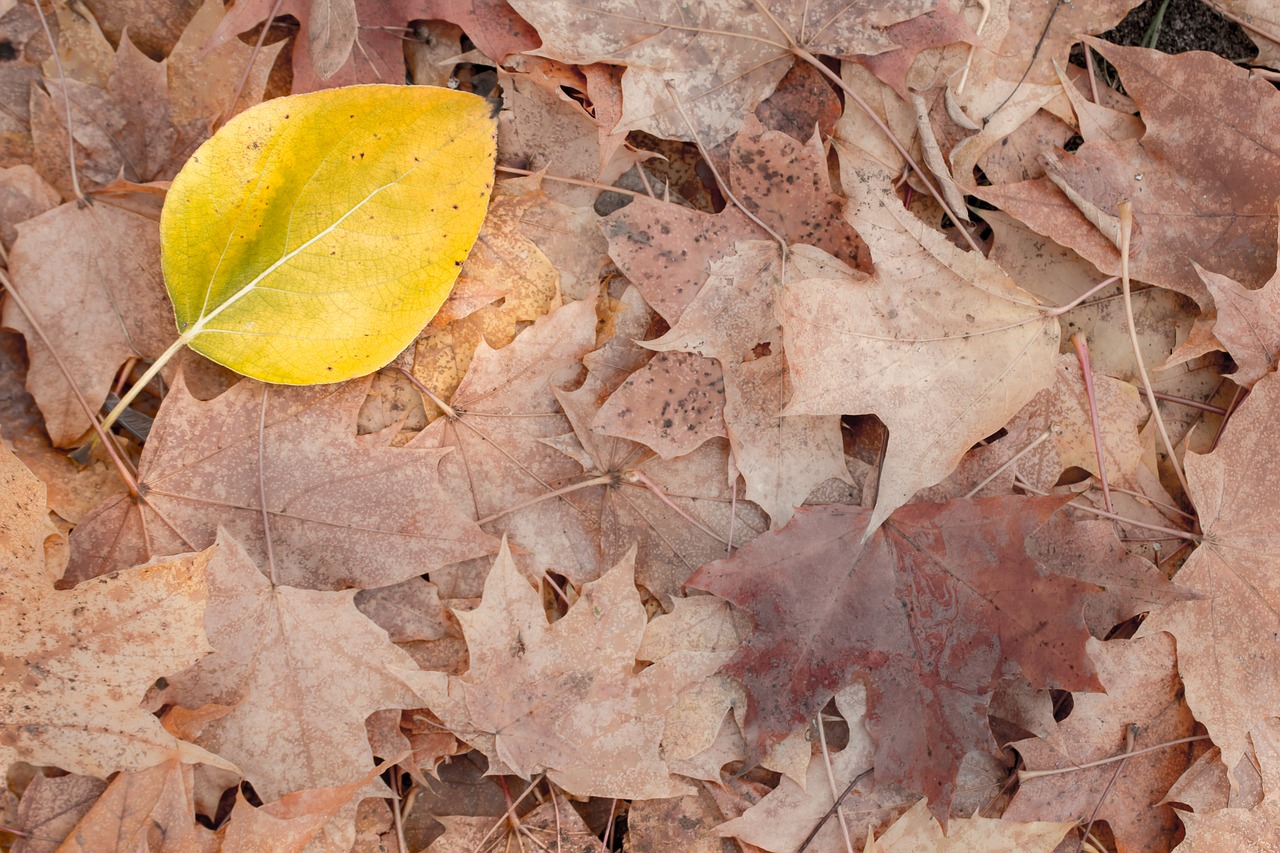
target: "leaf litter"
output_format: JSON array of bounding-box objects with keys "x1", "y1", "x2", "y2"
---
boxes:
[{"x1": 0, "y1": 0, "x2": 1275, "y2": 850}]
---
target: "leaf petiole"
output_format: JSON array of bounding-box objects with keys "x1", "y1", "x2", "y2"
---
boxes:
[{"x1": 100, "y1": 330, "x2": 194, "y2": 432}]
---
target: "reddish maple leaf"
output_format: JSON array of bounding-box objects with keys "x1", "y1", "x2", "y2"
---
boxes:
[{"x1": 688, "y1": 496, "x2": 1112, "y2": 815}]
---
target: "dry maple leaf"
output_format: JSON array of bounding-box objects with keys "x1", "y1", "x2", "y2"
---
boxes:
[
  {"x1": 1138, "y1": 369, "x2": 1280, "y2": 781},
  {"x1": 976, "y1": 40, "x2": 1280, "y2": 307},
  {"x1": 152, "y1": 530, "x2": 438, "y2": 802},
  {"x1": 52, "y1": 749, "x2": 215, "y2": 852},
  {"x1": 67, "y1": 375, "x2": 495, "y2": 588},
  {"x1": 420, "y1": 541, "x2": 720, "y2": 799},
  {"x1": 2, "y1": 200, "x2": 177, "y2": 447},
  {"x1": 216, "y1": 765, "x2": 389, "y2": 852},
  {"x1": 1193, "y1": 232, "x2": 1280, "y2": 388},
  {"x1": 1175, "y1": 719, "x2": 1280, "y2": 851},
  {"x1": 593, "y1": 349, "x2": 728, "y2": 459},
  {"x1": 418, "y1": 297, "x2": 602, "y2": 582},
  {"x1": 866, "y1": 798, "x2": 1074, "y2": 853},
  {"x1": 508, "y1": 0, "x2": 935, "y2": 144},
  {"x1": 784, "y1": 150, "x2": 1058, "y2": 532},
  {"x1": 688, "y1": 496, "x2": 1110, "y2": 816},
  {"x1": 1003, "y1": 634, "x2": 1199, "y2": 853},
  {"x1": 0, "y1": 442, "x2": 229, "y2": 781},
  {"x1": 714, "y1": 683, "x2": 874, "y2": 853}
]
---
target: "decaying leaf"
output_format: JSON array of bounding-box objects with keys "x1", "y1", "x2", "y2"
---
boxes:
[
  {"x1": 0, "y1": 442, "x2": 228, "y2": 780},
  {"x1": 689, "y1": 496, "x2": 1115, "y2": 815}
]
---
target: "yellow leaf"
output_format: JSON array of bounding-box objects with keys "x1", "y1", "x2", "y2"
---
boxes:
[{"x1": 161, "y1": 84, "x2": 496, "y2": 385}]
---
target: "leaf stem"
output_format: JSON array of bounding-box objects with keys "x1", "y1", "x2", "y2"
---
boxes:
[
  {"x1": 33, "y1": 0, "x2": 85, "y2": 203},
  {"x1": 0, "y1": 268, "x2": 140, "y2": 491},
  {"x1": 1018, "y1": 734, "x2": 1208, "y2": 781},
  {"x1": 1014, "y1": 477, "x2": 1200, "y2": 541},
  {"x1": 100, "y1": 332, "x2": 193, "y2": 432},
  {"x1": 795, "y1": 48, "x2": 982, "y2": 254},
  {"x1": 1071, "y1": 333, "x2": 1113, "y2": 514},
  {"x1": 474, "y1": 474, "x2": 616, "y2": 525},
  {"x1": 1118, "y1": 201, "x2": 1191, "y2": 500},
  {"x1": 964, "y1": 429, "x2": 1052, "y2": 498}
]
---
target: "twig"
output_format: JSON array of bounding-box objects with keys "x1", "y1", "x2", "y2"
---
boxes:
[{"x1": 797, "y1": 769, "x2": 873, "y2": 853}]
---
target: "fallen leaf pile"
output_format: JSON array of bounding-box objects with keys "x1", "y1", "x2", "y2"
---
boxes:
[{"x1": 3, "y1": 0, "x2": 1278, "y2": 850}]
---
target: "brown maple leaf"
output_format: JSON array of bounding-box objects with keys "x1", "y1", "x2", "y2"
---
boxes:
[
  {"x1": 153, "y1": 530, "x2": 438, "y2": 802},
  {"x1": 1139, "y1": 369, "x2": 1280, "y2": 780},
  {"x1": 1004, "y1": 634, "x2": 1199, "y2": 853},
  {"x1": 508, "y1": 0, "x2": 935, "y2": 144},
  {"x1": 420, "y1": 541, "x2": 720, "y2": 799},
  {"x1": 67, "y1": 375, "x2": 495, "y2": 588},
  {"x1": 418, "y1": 297, "x2": 602, "y2": 583},
  {"x1": 784, "y1": 150, "x2": 1059, "y2": 531},
  {"x1": 2, "y1": 200, "x2": 177, "y2": 447},
  {"x1": 976, "y1": 40, "x2": 1280, "y2": 307},
  {"x1": 688, "y1": 496, "x2": 1109, "y2": 816},
  {"x1": 0, "y1": 443, "x2": 229, "y2": 781},
  {"x1": 1176, "y1": 719, "x2": 1280, "y2": 851}
]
